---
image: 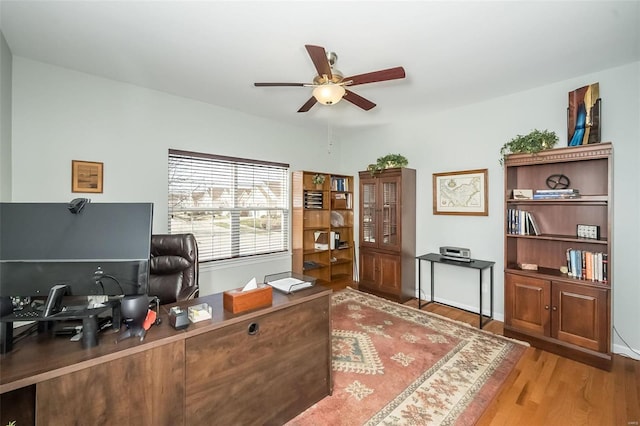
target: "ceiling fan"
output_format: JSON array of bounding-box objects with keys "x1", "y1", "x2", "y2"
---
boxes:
[{"x1": 254, "y1": 44, "x2": 406, "y2": 113}]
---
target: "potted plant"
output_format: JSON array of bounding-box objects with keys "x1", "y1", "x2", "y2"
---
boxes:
[
  {"x1": 367, "y1": 153, "x2": 409, "y2": 176},
  {"x1": 499, "y1": 129, "x2": 559, "y2": 165},
  {"x1": 312, "y1": 173, "x2": 325, "y2": 188}
]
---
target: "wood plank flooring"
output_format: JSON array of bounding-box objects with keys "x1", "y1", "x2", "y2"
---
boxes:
[{"x1": 402, "y1": 298, "x2": 640, "y2": 426}]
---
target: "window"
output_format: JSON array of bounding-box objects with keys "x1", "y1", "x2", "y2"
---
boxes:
[{"x1": 168, "y1": 149, "x2": 289, "y2": 262}]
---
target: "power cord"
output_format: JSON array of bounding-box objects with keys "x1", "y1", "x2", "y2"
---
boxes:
[
  {"x1": 613, "y1": 325, "x2": 640, "y2": 357},
  {"x1": 94, "y1": 268, "x2": 124, "y2": 295}
]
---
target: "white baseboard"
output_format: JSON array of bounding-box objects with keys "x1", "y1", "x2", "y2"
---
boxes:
[
  {"x1": 419, "y1": 293, "x2": 640, "y2": 360},
  {"x1": 418, "y1": 294, "x2": 504, "y2": 323},
  {"x1": 613, "y1": 343, "x2": 640, "y2": 360}
]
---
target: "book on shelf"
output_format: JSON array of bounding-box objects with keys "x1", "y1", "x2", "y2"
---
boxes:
[
  {"x1": 532, "y1": 193, "x2": 580, "y2": 199},
  {"x1": 527, "y1": 212, "x2": 541, "y2": 236},
  {"x1": 506, "y1": 208, "x2": 540, "y2": 235},
  {"x1": 585, "y1": 251, "x2": 593, "y2": 281},
  {"x1": 565, "y1": 248, "x2": 609, "y2": 284},
  {"x1": 535, "y1": 188, "x2": 579, "y2": 194},
  {"x1": 331, "y1": 177, "x2": 349, "y2": 192},
  {"x1": 533, "y1": 188, "x2": 580, "y2": 199}
]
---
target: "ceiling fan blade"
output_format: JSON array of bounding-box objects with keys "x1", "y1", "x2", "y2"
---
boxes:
[
  {"x1": 343, "y1": 67, "x2": 406, "y2": 86},
  {"x1": 305, "y1": 45, "x2": 332, "y2": 80},
  {"x1": 297, "y1": 97, "x2": 317, "y2": 113},
  {"x1": 343, "y1": 90, "x2": 376, "y2": 111},
  {"x1": 254, "y1": 82, "x2": 306, "y2": 87}
]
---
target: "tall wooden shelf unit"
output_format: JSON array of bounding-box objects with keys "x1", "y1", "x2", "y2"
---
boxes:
[
  {"x1": 358, "y1": 167, "x2": 416, "y2": 303},
  {"x1": 292, "y1": 171, "x2": 355, "y2": 286},
  {"x1": 503, "y1": 142, "x2": 613, "y2": 370}
]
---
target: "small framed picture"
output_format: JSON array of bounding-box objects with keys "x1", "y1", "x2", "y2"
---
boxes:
[
  {"x1": 72, "y1": 160, "x2": 103, "y2": 193},
  {"x1": 576, "y1": 224, "x2": 600, "y2": 239}
]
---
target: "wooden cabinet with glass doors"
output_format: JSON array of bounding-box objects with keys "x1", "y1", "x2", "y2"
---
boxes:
[
  {"x1": 292, "y1": 171, "x2": 354, "y2": 286},
  {"x1": 358, "y1": 168, "x2": 416, "y2": 302}
]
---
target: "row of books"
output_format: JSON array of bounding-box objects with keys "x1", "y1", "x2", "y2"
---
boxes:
[
  {"x1": 533, "y1": 188, "x2": 580, "y2": 199},
  {"x1": 331, "y1": 177, "x2": 349, "y2": 192},
  {"x1": 507, "y1": 208, "x2": 540, "y2": 235},
  {"x1": 566, "y1": 249, "x2": 608, "y2": 283}
]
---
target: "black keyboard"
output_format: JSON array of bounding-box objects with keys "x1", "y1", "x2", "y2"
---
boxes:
[
  {"x1": 9, "y1": 309, "x2": 42, "y2": 319},
  {"x1": 1, "y1": 305, "x2": 108, "y2": 321}
]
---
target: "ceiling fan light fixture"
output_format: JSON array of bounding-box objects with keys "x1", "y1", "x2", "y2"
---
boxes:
[{"x1": 312, "y1": 83, "x2": 345, "y2": 105}]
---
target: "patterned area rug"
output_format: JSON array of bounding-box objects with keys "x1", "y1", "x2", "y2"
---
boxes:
[{"x1": 287, "y1": 288, "x2": 527, "y2": 426}]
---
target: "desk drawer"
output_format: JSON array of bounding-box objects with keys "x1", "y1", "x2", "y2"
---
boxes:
[{"x1": 185, "y1": 295, "x2": 331, "y2": 425}]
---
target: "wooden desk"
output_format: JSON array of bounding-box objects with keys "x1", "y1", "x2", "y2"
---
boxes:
[
  {"x1": 416, "y1": 253, "x2": 495, "y2": 328},
  {"x1": 1, "y1": 286, "x2": 332, "y2": 425}
]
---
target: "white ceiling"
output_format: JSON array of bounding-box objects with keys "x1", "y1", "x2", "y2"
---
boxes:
[{"x1": 1, "y1": 1, "x2": 639, "y2": 131}]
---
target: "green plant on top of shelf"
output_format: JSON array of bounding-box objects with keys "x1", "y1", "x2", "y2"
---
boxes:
[
  {"x1": 499, "y1": 129, "x2": 559, "y2": 166},
  {"x1": 367, "y1": 154, "x2": 409, "y2": 176},
  {"x1": 312, "y1": 173, "x2": 325, "y2": 185}
]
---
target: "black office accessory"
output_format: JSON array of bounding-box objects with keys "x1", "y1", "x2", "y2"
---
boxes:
[
  {"x1": 117, "y1": 294, "x2": 150, "y2": 342},
  {"x1": 0, "y1": 296, "x2": 14, "y2": 353},
  {"x1": 68, "y1": 197, "x2": 89, "y2": 214},
  {"x1": 169, "y1": 306, "x2": 190, "y2": 330},
  {"x1": 42, "y1": 284, "x2": 69, "y2": 317}
]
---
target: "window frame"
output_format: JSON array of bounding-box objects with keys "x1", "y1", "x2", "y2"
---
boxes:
[{"x1": 168, "y1": 149, "x2": 290, "y2": 263}]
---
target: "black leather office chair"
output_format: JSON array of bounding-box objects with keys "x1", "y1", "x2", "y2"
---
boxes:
[{"x1": 148, "y1": 234, "x2": 199, "y2": 305}]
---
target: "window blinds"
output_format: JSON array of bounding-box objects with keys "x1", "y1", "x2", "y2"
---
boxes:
[{"x1": 168, "y1": 149, "x2": 289, "y2": 262}]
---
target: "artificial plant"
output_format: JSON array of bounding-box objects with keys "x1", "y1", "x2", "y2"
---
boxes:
[
  {"x1": 367, "y1": 154, "x2": 409, "y2": 175},
  {"x1": 499, "y1": 129, "x2": 559, "y2": 165}
]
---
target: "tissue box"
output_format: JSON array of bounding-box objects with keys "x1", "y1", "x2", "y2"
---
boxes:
[{"x1": 223, "y1": 284, "x2": 273, "y2": 314}]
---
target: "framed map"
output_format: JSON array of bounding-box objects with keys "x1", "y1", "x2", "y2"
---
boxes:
[{"x1": 432, "y1": 168, "x2": 488, "y2": 216}]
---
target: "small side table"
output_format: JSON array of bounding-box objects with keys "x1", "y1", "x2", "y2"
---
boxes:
[{"x1": 416, "y1": 253, "x2": 495, "y2": 329}]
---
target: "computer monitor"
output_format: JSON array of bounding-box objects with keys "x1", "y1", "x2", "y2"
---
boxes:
[{"x1": 0, "y1": 202, "x2": 153, "y2": 298}]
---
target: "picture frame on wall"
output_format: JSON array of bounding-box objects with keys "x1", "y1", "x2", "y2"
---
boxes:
[
  {"x1": 568, "y1": 82, "x2": 601, "y2": 146},
  {"x1": 432, "y1": 168, "x2": 488, "y2": 216},
  {"x1": 72, "y1": 160, "x2": 103, "y2": 193}
]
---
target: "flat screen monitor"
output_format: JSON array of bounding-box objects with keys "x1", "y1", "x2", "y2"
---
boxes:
[{"x1": 0, "y1": 202, "x2": 153, "y2": 298}]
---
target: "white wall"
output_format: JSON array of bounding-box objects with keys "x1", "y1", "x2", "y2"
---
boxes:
[
  {"x1": 0, "y1": 31, "x2": 11, "y2": 201},
  {"x1": 340, "y1": 62, "x2": 640, "y2": 358},
  {"x1": 11, "y1": 57, "x2": 339, "y2": 296}
]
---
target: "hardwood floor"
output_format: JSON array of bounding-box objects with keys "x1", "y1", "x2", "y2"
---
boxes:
[{"x1": 402, "y1": 298, "x2": 640, "y2": 426}]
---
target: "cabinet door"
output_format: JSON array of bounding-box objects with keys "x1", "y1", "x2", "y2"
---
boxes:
[
  {"x1": 377, "y1": 252, "x2": 401, "y2": 295},
  {"x1": 505, "y1": 273, "x2": 551, "y2": 336},
  {"x1": 359, "y1": 249, "x2": 378, "y2": 288},
  {"x1": 360, "y1": 179, "x2": 378, "y2": 248},
  {"x1": 378, "y1": 175, "x2": 401, "y2": 252},
  {"x1": 552, "y1": 281, "x2": 609, "y2": 352}
]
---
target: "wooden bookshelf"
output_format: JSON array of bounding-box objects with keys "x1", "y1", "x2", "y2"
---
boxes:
[
  {"x1": 503, "y1": 142, "x2": 613, "y2": 370},
  {"x1": 292, "y1": 171, "x2": 354, "y2": 286}
]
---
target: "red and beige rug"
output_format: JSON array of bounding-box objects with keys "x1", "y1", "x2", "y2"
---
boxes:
[{"x1": 288, "y1": 288, "x2": 527, "y2": 426}]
